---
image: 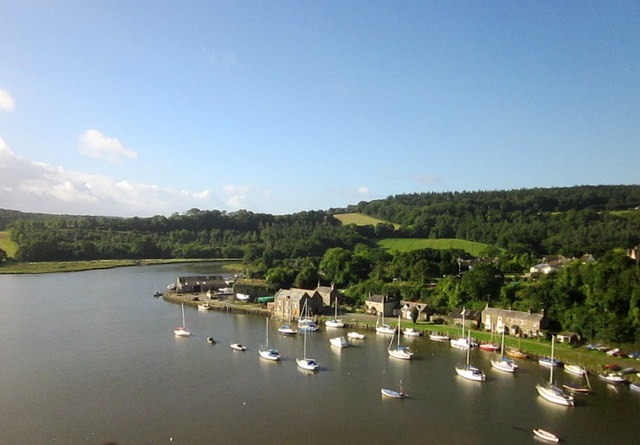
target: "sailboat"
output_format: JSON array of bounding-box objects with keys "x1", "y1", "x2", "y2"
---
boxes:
[
  {"x1": 479, "y1": 329, "x2": 499, "y2": 351},
  {"x1": 490, "y1": 330, "x2": 518, "y2": 373},
  {"x1": 258, "y1": 318, "x2": 280, "y2": 361},
  {"x1": 450, "y1": 307, "x2": 475, "y2": 349},
  {"x1": 455, "y1": 331, "x2": 486, "y2": 381},
  {"x1": 325, "y1": 297, "x2": 344, "y2": 328},
  {"x1": 298, "y1": 299, "x2": 319, "y2": 332},
  {"x1": 536, "y1": 335, "x2": 575, "y2": 406},
  {"x1": 375, "y1": 311, "x2": 394, "y2": 334},
  {"x1": 381, "y1": 379, "x2": 406, "y2": 399},
  {"x1": 296, "y1": 327, "x2": 319, "y2": 371},
  {"x1": 388, "y1": 316, "x2": 414, "y2": 360},
  {"x1": 173, "y1": 303, "x2": 191, "y2": 337}
]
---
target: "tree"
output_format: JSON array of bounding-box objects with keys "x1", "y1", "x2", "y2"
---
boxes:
[{"x1": 410, "y1": 305, "x2": 419, "y2": 324}]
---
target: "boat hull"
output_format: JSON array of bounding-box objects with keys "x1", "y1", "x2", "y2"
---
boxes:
[{"x1": 536, "y1": 383, "x2": 574, "y2": 406}]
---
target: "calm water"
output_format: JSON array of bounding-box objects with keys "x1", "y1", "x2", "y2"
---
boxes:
[{"x1": 0, "y1": 262, "x2": 639, "y2": 444}]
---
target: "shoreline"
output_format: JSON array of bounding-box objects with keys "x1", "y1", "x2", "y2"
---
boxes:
[
  {"x1": 161, "y1": 292, "x2": 639, "y2": 382},
  {"x1": 0, "y1": 258, "x2": 242, "y2": 274}
]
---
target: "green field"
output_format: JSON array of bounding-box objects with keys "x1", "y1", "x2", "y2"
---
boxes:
[
  {"x1": 377, "y1": 238, "x2": 492, "y2": 256},
  {"x1": 0, "y1": 231, "x2": 18, "y2": 258},
  {"x1": 333, "y1": 212, "x2": 400, "y2": 229}
]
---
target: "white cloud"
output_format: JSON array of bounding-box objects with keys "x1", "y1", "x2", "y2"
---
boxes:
[
  {"x1": 222, "y1": 184, "x2": 251, "y2": 209},
  {"x1": 0, "y1": 139, "x2": 224, "y2": 216},
  {"x1": 78, "y1": 129, "x2": 137, "y2": 163},
  {"x1": 357, "y1": 186, "x2": 369, "y2": 195},
  {"x1": 0, "y1": 88, "x2": 15, "y2": 111}
]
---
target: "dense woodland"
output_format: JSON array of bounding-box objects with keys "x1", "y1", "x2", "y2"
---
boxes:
[{"x1": 1, "y1": 185, "x2": 639, "y2": 343}]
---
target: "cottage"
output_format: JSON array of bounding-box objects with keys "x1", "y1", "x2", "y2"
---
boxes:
[
  {"x1": 365, "y1": 294, "x2": 397, "y2": 317},
  {"x1": 175, "y1": 275, "x2": 226, "y2": 293},
  {"x1": 273, "y1": 288, "x2": 323, "y2": 320},
  {"x1": 315, "y1": 283, "x2": 343, "y2": 307},
  {"x1": 557, "y1": 331, "x2": 581, "y2": 345},
  {"x1": 400, "y1": 301, "x2": 431, "y2": 321},
  {"x1": 450, "y1": 308, "x2": 482, "y2": 330},
  {"x1": 482, "y1": 306, "x2": 546, "y2": 337}
]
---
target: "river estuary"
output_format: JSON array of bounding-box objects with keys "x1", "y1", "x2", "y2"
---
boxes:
[{"x1": 0, "y1": 262, "x2": 638, "y2": 444}]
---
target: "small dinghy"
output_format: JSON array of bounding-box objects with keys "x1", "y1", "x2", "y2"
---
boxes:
[
  {"x1": 532, "y1": 428, "x2": 559, "y2": 442},
  {"x1": 206, "y1": 337, "x2": 216, "y2": 344},
  {"x1": 230, "y1": 343, "x2": 246, "y2": 351}
]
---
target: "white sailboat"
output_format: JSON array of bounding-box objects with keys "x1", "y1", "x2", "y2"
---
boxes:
[
  {"x1": 536, "y1": 335, "x2": 575, "y2": 406},
  {"x1": 173, "y1": 303, "x2": 191, "y2": 337},
  {"x1": 375, "y1": 311, "x2": 394, "y2": 334},
  {"x1": 258, "y1": 318, "x2": 280, "y2": 361},
  {"x1": 450, "y1": 307, "x2": 475, "y2": 349},
  {"x1": 325, "y1": 297, "x2": 344, "y2": 328},
  {"x1": 491, "y1": 330, "x2": 518, "y2": 373},
  {"x1": 455, "y1": 331, "x2": 486, "y2": 381},
  {"x1": 297, "y1": 328, "x2": 319, "y2": 371},
  {"x1": 388, "y1": 316, "x2": 414, "y2": 360}
]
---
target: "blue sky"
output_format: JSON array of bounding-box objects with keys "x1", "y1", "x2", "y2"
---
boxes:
[{"x1": 1, "y1": 1, "x2": 638, "y2": 217}]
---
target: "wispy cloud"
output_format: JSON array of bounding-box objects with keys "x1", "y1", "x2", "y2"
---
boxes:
[
  {"x1": 357, "y1": 186, "x2": 369, "y2": 196},
  {"x1": 78, "y1": 129, "x2": 137, "y2": 163},
  {"x1": 0, "y1": 139, "x2": 224, "y2": 216},
  {"x1": 0, "y1": 88, "x2": 15, "y2": 111},
  {"x1": 202, "y1": 47, "x2": 241, "y2": 68}
]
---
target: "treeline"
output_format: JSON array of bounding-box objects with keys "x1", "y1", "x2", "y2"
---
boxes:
[
  {"x1": 6, "y1": 208, "x2": 369, "y2": 263},
  {"x1": 345, "y1": 185, "x2": 640, "y2": 257}
]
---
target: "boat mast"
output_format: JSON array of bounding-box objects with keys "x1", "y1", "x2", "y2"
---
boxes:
[{"x1": 549, "y1": 335, "x2": 555, "y2": 384}]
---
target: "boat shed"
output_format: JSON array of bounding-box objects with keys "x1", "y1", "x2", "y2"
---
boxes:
[{"x1": 176, "y1": 275, "x2": 227, "y2": 293}]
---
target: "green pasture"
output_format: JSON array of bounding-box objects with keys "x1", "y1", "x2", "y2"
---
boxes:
[
  {"x1": 0, "y1": 231, "x2": 18, "y2": 258},
  {"x1": 333, "y1": 213, "x2": 400, "y2": 229},
  {"x1": 377, "y1": 238, "x2": 492, "y2": 257}
]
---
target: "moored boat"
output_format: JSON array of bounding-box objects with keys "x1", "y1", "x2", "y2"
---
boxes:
[
  {"x1": 174, "y1": 303, "x2": 192, "y2": 337},
  {"x1": 455, "y1": 332, "x2": 485, "y2": 381},
  {"x1": 491, "y1": 330, "x2": 518, "y2": 373},
  {"x1": 506, "y1": 346, "x2": 527, "y2": 359},
  {"x1": 230, "y1": 343, "x2": 246, "y2": 351},
  {"x1": 388, "y1": 316, "x2": 414, "y2": 360},
  {"x1": 278, "y1": 324, "x2": 298, "y2": 335},
  {"x1": 330, "y1": 336, "x2": 349, "y2": 348},
  {"x1": 347, "y1": 331, "x2": 365, "y2": 340},
  {"x1": 532, "y1": 428, "x2": 560, "y2": 442},
  {"x1": 259, "y1": 318, "x2": 280, "y2": 361},
  {"x1": 429, "y1": 332, "x2": 450, "y2": 342},
  {"x1": 402, "y1": 328, "x2": 423, "y2": 337},
  {"x1": 564, "y1": 364, "x2": 586, "y2": 376},
  {"x1": 598, "y1": 372, "x2": 627, "y2": 384},
  {"x1": 536, "y1": 335, "x2": 574, "y2": 406},
  {"x1": 381, "y1": 380, "x2": 405, "y2": 399},
  {"x1": 479, "y1": 342, "x2": 499, "y2": 352}
]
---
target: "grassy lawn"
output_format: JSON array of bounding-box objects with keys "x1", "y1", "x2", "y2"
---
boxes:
[
  {"x1": 377, "y1": 238, "x2": 492, "y2": 257},
  {"x1": 333, "y1": 212, "x2": 400, "y2": 229}
]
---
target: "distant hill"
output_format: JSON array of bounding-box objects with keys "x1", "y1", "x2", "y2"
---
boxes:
[{"x1": 377, "y1": 238, "x2": 492, "y2": 257}]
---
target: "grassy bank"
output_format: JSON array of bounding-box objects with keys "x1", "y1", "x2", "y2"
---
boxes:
[
  {"x1": 0, "y1": 258, "x2": 242, "y2": 274},
  {"x1": 377, "y1": 238, "x2": 493, "y2": 256}
]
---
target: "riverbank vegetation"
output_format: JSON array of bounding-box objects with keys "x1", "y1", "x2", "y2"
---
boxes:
[{"x1": 1, "y1": 185, "x2": 639, "y2": 344}]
